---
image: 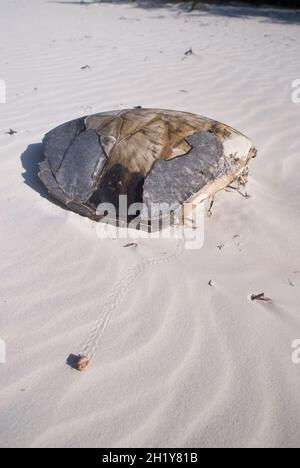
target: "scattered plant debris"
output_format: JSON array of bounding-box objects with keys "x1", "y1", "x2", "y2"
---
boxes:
[
  {"x1": 184, "y1": 48, "x2": 193, "y2": 56},
  {"x1": 251, "y1": 293, "x2": 272, "y2": 303},
  {"x1": 227, "y1": 184, "x2": 250, "y2": 198}
]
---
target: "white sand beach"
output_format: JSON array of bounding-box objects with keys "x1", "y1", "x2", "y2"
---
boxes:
[{"x1": 0, "y1": 0, "x2": 300, "y2": 448}]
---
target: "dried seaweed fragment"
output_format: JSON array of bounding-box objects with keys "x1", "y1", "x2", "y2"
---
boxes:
[{"x1": 6, "y1": 129, "x2": 17, "y2": 135}]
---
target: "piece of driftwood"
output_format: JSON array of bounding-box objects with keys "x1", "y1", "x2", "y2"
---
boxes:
[{"x1": 39, "y1": 108, "x2": 256, "y2": 229}]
